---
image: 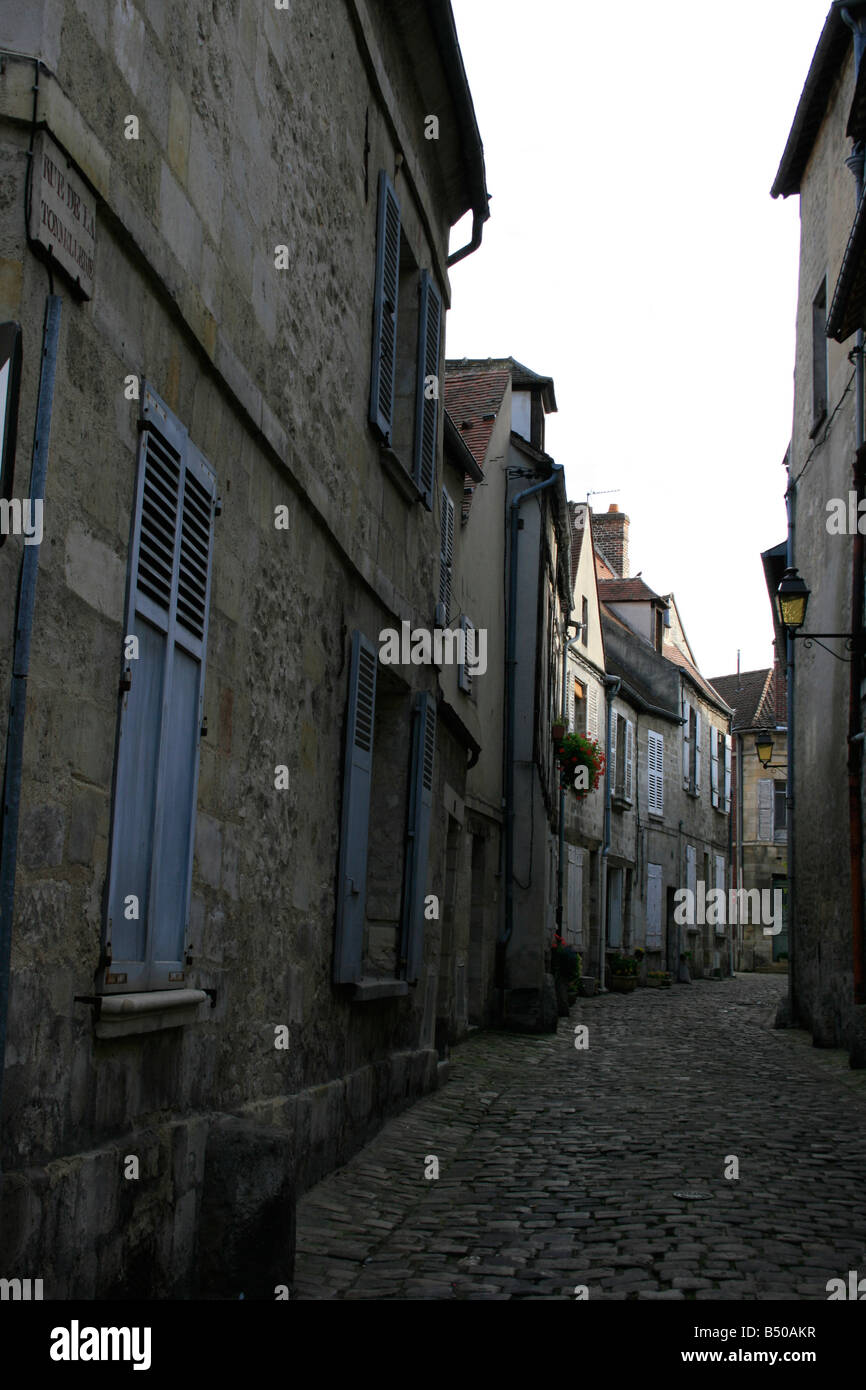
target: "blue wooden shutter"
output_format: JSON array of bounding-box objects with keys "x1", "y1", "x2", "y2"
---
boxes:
[
  {"x1": 723, "y1": 734, "x2": 732, "y2": 812},
  {"x1": 414, "y1": 270, "x2": 442, "y2": 509},
  {"x1": 439, "y1": 488, "x2": 454, "y2": 621},
  {"x1": 401, "y1": 691, "x2": 436, "y2": 981},
  {"x1": 104, "y1": 383, "x2": 216, "y2": 992},
  {"x1": 334, "y1": 631, "x2": 377, "y2": 983},
  {"x1": 369, "y1": 171, "x2": 400, "y2": 444}
]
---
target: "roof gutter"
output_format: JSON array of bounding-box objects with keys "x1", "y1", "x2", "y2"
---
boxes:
[{"x1": 425, "y1": 2, "x2": 490, "y2": 268}]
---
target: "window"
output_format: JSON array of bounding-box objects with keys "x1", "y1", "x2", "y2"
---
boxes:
[
  {"x1": 758, "y1": 777, "x2": 787, "y2": 843},
  {"x1": 609, "y1": 713, "x2": 634, "y2": 804},
  {"x1": 685, "y1": 844, "x2": 697, "y2": 929},
  {"x1": 334, "y1": 632, "x2": 437, "y2": 987},
  {"x1": 369, "y1": 171, "x2": 441, "y2": 508},
  {"x1": 567, "y1": 846, "x2": 583, "y2": 948},
  {"x1": 457, "y1": 615, "x2": 475, "y2": 694},
  {"x1": 774, "y1": 780, "x2": 787, "y2": 840},
  {"x1": 811, "y1": 278, "x2": 827, "y2": 433},
  {"x1": 102, "y1": 383, "x2": 217, "y2": 994},
  {"x1": 646, "y1": 863, "x2": 663, "y2": 950},
  {"x1": 581, "y1": 595, "x2": 588, "y2": 645},
  {"x1": 570, "y1": 678, "x2": 585, "y2": 734},
  {"x1": 439, "y1": 487, "x2": 454, "y2": 623},
  {"x1": 711, "y1": 726, "x2": 730, "y2": 811},
  {"x1": 682, "y1": 695, "x2": 701, "y2": 796},
  {"x1": 647, "y1": 730, "x2": 664, "y2": 814},
  {"x1": 606, "y1": 867, "x2": 624, "y2": 948},
  {"x1": 714, "y1": 854, "x2": 726, "y2": 937}
]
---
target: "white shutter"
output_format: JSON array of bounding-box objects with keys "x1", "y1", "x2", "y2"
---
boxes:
[
  {"x1": 609, "y1": 711, "x2": 618, "y2": 794},
  {"x1": 757, "y1": 779, "x2": 774, "y2": 841},
  {"x1": 686, "y1": 844, "x2": 697, "y2": 901},
  {"x1": 723, "y1": 734, "x2": 732, "y2": 812},
  {"x1": 567, "y1": 679, "x2": 575, "y2": 732},
  {"x1": 710, "y1": 726, "x2": 719, "y2": 808},
  {"x1": 588, "y1": 683, "x2": 598, "y2": 741},
  {"x1": 458, "y1": 615, "x2": 473, "y2": 693},
  {"x1": 648, "y1": 731, "x2": 664, "y2": 814},
  {"x1": 567, "y1": 845, "x2": 583, "y2": 947},
  {"x1": 682, "y1": 691, "x2": 690, "y2": 788},
  {"x1": 694, "y1": 709, "x2": 702, "y2": 794},
  {"x1": 624, "y1": 719, "x2": 634, "y2": 802},
  {"x1": 714, "y1": 854, "x2": 726, "y2": 937},
  {"x1": 646, "y1": 863, "x2": 663, "y2": 950}
]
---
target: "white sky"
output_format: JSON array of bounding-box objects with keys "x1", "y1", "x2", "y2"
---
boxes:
[{"x1": 446, "y1": 0, "x2": 828, "y2": 681}]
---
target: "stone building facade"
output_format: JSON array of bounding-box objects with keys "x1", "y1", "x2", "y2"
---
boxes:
[
  {"x1": 0, "y1": 0, "x2": 489, "y2": 1297},
  {"x1": 771, "y1": 0, "x2": 866, "y2": 1063}
]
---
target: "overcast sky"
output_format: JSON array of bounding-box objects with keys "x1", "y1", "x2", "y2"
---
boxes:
[{"x1": 446, "y1": 0, "x2": 829, "y2": 680}]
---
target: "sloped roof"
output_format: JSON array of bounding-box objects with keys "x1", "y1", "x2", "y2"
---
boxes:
[
  {"x1": 446, "y1": 356, "x2": 556, "y2": 412},
  {"x1": 444, "y1": 368, "x2": 510, "y2": 468},
  {"x1": 663, "y1": 642, "x2": 730, "y2": 713},
  {"x1": 598, "y1": 577, "x2": 668, "y2": 606},
  {"x1": 771, "y1": 4, "x2": 863, "y2": 199},
  {"x1": 708, "y1": 668, "x2": 786, "y2": 731}
]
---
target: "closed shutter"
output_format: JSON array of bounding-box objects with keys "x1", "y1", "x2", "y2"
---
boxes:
[
  {"x1": 757, "y1": 778, "x2": 774, "y2": 842},
  {"x1": 567, "y1": 845, "x2": 583, "y2": 947},
  {"x1": 609, "y1": 711, "x2": 618, "y2": 794},
  {"x1": 439, "y1": 488, "x2": 454, "y2": 620},
  {"x1": 624, "y1": 719, "x2": 634, "y2": 801},
  {"x1": 648, "y1": 730, "x2": 664, "y2": 814},
  {"x1": 710, "y1": 726, "x2": 719, "y2": 807},
  {"x1": 414, "y1": 270, "x2": 441, "y2": 509},
  {"x1": 694, "y1": 709, "x2": 702, "y2": 794},
  {"x1": 723, "y1": 734, "x2": 732, "y2": 812},
  {"x1": 686, "y1": 844, "x2": 697, "y2": 902},
  {"x1": 588, "y1": 683, "x2": 599, "y2": 740},
  {"x1": 104, "y1": 383, "x2": 216, "y2": 993},
  {"x1": 401, "y1": 691, "x2": 437, "y2": 981},
  {"x1": 334, "y1": 631, "x2": 377, "y2": 983},
  {"x1": 682, "y1": 692, "x2": 690, "y2": 788},
  {"x1": 714, "y1": 854, "x2": 726, "y2": 936},
  {"x1": 369, "y1": 170, "x2": 401, "y2": 444},
  {"x1": 646, "y1": 863, "x2": 663, "y2": 949},
  {"x1": 458, "y1": 615, "x2": 474, "y2": 693}
]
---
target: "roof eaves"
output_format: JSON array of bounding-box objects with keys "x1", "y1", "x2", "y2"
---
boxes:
[
  {"x1": 827, "y1": 182, "x2": 866, "y2": 340},
  {"x1": 444, "y1": 409, "x2": 484, "y2": 482},
  {"x1": 771, "y1": 4, "x2": 857, "y2": 199}
]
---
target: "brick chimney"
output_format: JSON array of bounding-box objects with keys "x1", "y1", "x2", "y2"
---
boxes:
[{"x1": 593, "y1": 504, "x2": 629, "y2": 579}]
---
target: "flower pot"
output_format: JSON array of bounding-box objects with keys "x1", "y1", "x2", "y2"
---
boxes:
[
  {"x1": 552, "y1": 722, "x2": 566, "y2": 744},
  {"x1": 610, "y1": 974, "x2": 637, "y2": 993},
  {"x1": 645, "y1": 976, "x2": 662, "y2": 988}
]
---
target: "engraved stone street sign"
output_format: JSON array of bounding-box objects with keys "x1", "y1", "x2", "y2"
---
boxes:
[{"x1": 28, "y1": 131, "x2": 96, "y2": 298}]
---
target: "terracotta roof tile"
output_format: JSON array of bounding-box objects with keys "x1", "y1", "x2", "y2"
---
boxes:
[
  {"x1": 598, "y1": 577, "x2": 667, "y2": 605},
  {"x1": 444, "y1": 369, "x2": 510, "y2": 469}
]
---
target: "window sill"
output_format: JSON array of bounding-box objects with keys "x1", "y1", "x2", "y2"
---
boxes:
[
  {"x1": 379, "y1": 446, "x2": 423, "y2": 505},
  {"x1": 647, "y1": 810, "x2": 664, "y2": 821},
  {"x1": 92, "y1": 988, "x2": 209, "y2": 1039},
  {"x1": 351, "y1": 978, "x2": 410, "y2": 1002}
]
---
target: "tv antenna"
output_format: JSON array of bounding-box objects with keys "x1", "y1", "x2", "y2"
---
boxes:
[{"x1": 585, "y1": 488, "x2": 621, "y2": 505}]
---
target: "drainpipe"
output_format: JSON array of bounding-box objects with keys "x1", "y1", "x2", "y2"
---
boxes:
[
  {"x1": 598, "y1": 674, "x2": 621, "y2": 989},
  {"x1": 0, "y1": 295, "x2": 61, "y2": 1168},
  {"x1": 556, "y1": 623, "x2": 584, "y2": 937},
  {"x1": 841, "y1": 5, "x2": 866, "y2": 1018},
  {"x1": 727, "y1": 742, "x2": 735, "y2": 977},
  {"x1": 498, "y1": 465, "x2": 564, "y2": 1000},
  {"x1": 784, "y1": 467, "x2": 797, "y2": 1023}
]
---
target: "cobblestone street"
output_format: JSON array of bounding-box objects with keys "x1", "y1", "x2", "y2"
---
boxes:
[{"x1": 293, "y1": 975, "x2": 866, "y2": 1300}]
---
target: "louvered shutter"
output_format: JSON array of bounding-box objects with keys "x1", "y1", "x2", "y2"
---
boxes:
[
  {"x1": 624, "y1": 719, "x2": 634, "y2": 801},
  {"x1": 723, "y1": 734, "x2": 732, "y2": 812},
  {"x1": 686, "y1": 844, "x2": 697, "y2": 901},
  {"x1": 710, "y1": 726, "x2": 719, "y2": 807},
  {"x1": 609, "y1": 712, "x2": 618, "y2": 794},
  {"x1": 646, "y1": 863, "x2": 663, "y2": 949},
  {"x1": 682, "y1": 692, "x2": 690, "y2": 788},
  {"x1": 104, "y1": 383, "x2": 216, "y2": 993},
  {"x1": 401, "y1": 691, "x2": 437, "y2": 981},
  {"x1": 567, "y1": 845, "x2": 583, "y2": 947},
  {"x1": 458, "y1": 615, "x2": 474, "y2": 693},
  {"x1": 439, "y1": 488, "x2": 454, "y2": 620},
  {"x1": 714, "y1": 854, "x2": 726, "y2": 936},
  {"x1": 757, "y1": 779, "x2": 774, "y2": 842},
  {"x1": 648, "y1": 731, "x2": 664, "y2": 814},
  {"x1": 414, "y1": 270, "x2": 442, "y2": 508},
  {"x1": 369, "y1": 171, "x2": 400, "y2": 444},
  {"x1": 694, "y1": 710, "x2": 702, "y2": 793},
  {"x1": 334, "y1": 631, "x2": 377, "y2": 983},
  {"x1": 588, "y1": 683, "x2": 598, "y2": 740}
]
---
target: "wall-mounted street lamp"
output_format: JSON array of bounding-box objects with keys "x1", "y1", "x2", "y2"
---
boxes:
[
  {"x1": 754, "y1": 733, "x2": 787, "y2": 770},
  {"x1": 776, "y1": 567, "x2": 862, "y2": 661}
]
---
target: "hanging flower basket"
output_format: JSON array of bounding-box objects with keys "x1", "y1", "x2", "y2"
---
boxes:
[{"x1": 554, "y1": 732, "x2": 606, "y2": 799}]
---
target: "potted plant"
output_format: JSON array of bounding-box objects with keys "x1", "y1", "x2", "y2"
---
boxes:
[
  {"x1": 552, "y1": 720, "x2": 566, "y2": 744},
  {"x1": 554, "y1": 732, "x2": 606, "y2": 799},
  {"x1": 646, "y1": 969, "x2": 673, "y2": 989},
  {"x1": 608, "y1": 951, "x2": 639, "y2": 992}
]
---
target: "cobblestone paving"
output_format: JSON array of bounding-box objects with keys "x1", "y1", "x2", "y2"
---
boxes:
[{"x1": 292, "y1": 975, "x2": 866, "y2": 1300}]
